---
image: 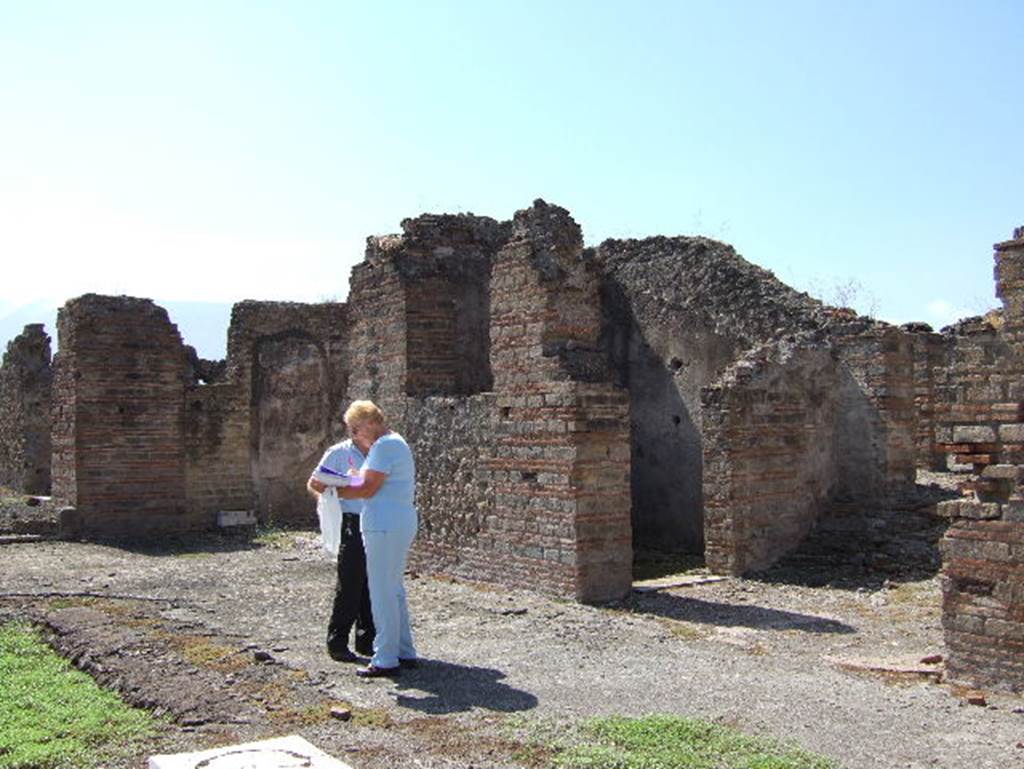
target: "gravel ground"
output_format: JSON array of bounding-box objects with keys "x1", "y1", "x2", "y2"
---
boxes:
[{"x1": 2, "y1": 530, "x2": 1023, "y2": 769}]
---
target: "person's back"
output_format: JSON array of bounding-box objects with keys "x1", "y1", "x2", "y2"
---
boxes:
[{"x1": 361, "y1": 432, "x2": 416, "y2": 531}]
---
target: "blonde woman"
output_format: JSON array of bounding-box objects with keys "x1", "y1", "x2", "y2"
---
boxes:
[{"x1": 337, "y1": 400, "x2": 418, "y2": 678}]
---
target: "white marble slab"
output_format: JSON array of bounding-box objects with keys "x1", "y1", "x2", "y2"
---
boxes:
[{"x1": 149, "y1": 734, "x2": 352, "y2": 769}]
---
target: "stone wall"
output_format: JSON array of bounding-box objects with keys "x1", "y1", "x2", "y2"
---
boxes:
[
  {"x1": 13, "y1": 200, "x2": 982, "y2": 604},
  {"x1": 52, "y1": 295, "x2": 193, "y2": 535},
  {"x1": 701, "y1": 340, "x2": 839, "y2": 574},
  {"x1": 0, "y1": 324, "x2": 52, "y2": 494},
  {"x1": 485, "y1": 202, "x2": 631, "y2": 601},
  {"x1": 183, "y1": 382, "x2": 251, "y2": 520},
  {"x1": 937, "y1": 227, "x2": 1024, "y2": 693},
  {"x1": 370, "y1": 202, "x2": 632, "y2": 602},
  {"x1": 224, "y1": 301, "x2": 350, "y2": 526},
  {"x1": 830, "y1": 319, "x2": 917, "y2": 499},
  {"x1": 594, "y1": 236, "x2": 828, "y2": 554}
]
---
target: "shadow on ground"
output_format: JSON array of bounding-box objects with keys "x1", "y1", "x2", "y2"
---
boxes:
[
  {"x1": 392, "y1": 658, "x2": 538, "y2": 715},
  {"x1": 84, "y1": 529, "x2": 313, "y2": 557},
  {"x1": 629, "y1": 592, "x2": 856, "y2": 634}
]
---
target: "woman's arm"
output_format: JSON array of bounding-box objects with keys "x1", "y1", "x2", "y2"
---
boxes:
[{"x1": 337, "y1": 470, "x2": 387, "y2": 499}]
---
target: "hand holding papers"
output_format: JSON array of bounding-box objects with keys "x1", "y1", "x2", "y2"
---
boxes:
[{"x1": 311, "y1": 464, "x2": 365, "y2": 488}]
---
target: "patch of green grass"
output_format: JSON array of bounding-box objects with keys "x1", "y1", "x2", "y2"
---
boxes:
[
  {"x1": 657, "y1": 618, "x2": 707, "y2": 642},
  {"x1": 517, "y1": 714, "x2": 836, "y2": 769},
  {"x1": 252, "y1": 526, "x2": 299, "y2": 549},
  {"x1": 0, "y1": 621, "x2": 155, "y2": 769}
]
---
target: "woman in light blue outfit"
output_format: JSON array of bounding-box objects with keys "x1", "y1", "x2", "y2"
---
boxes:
[{"x1": 337, "y1": 400, "x2": 418, "y2": 678}]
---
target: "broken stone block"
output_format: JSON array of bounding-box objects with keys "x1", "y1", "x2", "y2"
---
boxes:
[
  {"x1": 217, "y1": 509, "x2": 257, "y2": 528},
  {"x1": 149, "y1": 734, "x2": 352, "y2": 768},
  {"x1": 999, "y1": 423, "x2": 1024, "y2": 443},
  {"x1": 981, "y1": 464, "x2": 1023, "y2": 481},
  {"x1": 938, "y1": 500, "x2": 1002, "y2": 519},
  {"x1": 953, "y1": 425, "x2": 998, "y2": 444}
]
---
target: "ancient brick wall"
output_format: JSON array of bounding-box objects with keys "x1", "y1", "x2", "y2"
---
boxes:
[
  {"x1": 225, "y1": 301, "x2": 350, "y2": 526},
  {"x1": 327, "y1": 203, "x2": 632, "y2": 601},
  {"x1": 183, "y1": 382, "x2": 252, "y2": 520},
  {"x1": 347, "y1": 213, "x2": 508, "y2": 413},
  {"x1": 0, "y1": 324, "x2": 52, "y2": 494},
  {"x1": 701, "y1": 341, "x2": 839, "y2": 574},
  {"x1": 484, "y1": 201, "x2": 631, "y2": 601},
  {"x1": 595, "y1": 236, "x2": 828, "y2": 554},
  {"x1": 830, "y1": 320, "x2": 917, "y2": 499},
  {"x1": 938, "y1": 227, "x2": 1024, "y2": 693},
  {"x1": 404, "y1": 394, "x2": 499, "y2": 575},
  {"x1": 51, "y1": 295, "x2": 192, "y2": 535},
  {"x1": 346, "y1": 246, "x2": 408, "y2": 417}
]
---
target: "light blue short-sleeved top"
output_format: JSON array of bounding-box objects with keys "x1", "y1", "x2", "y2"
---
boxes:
[
  {"x1": 315, "y1": 439, "x2": 365, "y2": 515},
  {"x1": 361, "y1": 432, "x2": 417, "y2": 532}
]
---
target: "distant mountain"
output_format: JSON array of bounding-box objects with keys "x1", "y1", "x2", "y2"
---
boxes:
[{"x1": 1, "y1": 298, "x2": 232, "y2": 361}]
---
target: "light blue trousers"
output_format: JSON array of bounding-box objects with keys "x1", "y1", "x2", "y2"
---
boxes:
[{"x1": 362, "y1": 523, "x2": 417, "y2": 669}]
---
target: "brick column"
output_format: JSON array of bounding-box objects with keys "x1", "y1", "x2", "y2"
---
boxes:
[
  {"x1": 488, "y1": 200, "x2": 631, "y2": 602},
  {"x1": 937, "y1": 227, "x2": 1024, "y2": 693},
  {"x1": 52, "y1": 295, "x2": 191, "y2": 535}
]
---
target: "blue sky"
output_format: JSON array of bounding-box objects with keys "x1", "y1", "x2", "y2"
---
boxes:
[{"x1": 1, "y1": 1, "x2": 1021, "y2": 358}]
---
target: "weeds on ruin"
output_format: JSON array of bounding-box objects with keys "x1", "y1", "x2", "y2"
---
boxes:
[
  {"x1": 510, "y1": 714, "x2": 837, "y2": 769},
  {"x1": 0, "y1": 621, "x2": 156, "y2": 769}
]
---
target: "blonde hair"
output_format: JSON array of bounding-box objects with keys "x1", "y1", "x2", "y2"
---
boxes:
[{"x1": 344, "y1": 399, "x2": 385, "y2": 427}]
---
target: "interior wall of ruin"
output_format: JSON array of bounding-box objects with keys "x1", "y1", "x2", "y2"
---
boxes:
[
  {"x1": 701, "y1": 341, "x2": 839, "y2": 574},
  {"x1": 0, "y1": 324, "x2": 52, "y2": 494},
  {"x1": 594, "y1": 236, "x2": 831, "y2": 555},
  {"x1": 224, "y1": 301, "x2": 350, "y2": 525},
  {"x1": 830, "y1": 321, "x2": 917, "y2": 499}
]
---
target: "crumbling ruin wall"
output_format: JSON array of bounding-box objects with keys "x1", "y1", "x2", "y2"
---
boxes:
[
  {"x1": 346, "y1": 214, "x2": 509, "y2": 414},
  {"x1": 938, "y1": 227, "x2": 1024, "y2": 693},
  {"x1": 223, "y1": 301, "x2": 350, "y2": 526},
  {"x1": 701, "y1": 341, "x2": 839, "y2": 574},
  {"x1": 351, "y1": 203, "x2": 631, "y2": 601},
  {"x1": 344, "y1": 213, "x2": 510, "y2": 580},
  {"x1": 47, "y1": 295, "x2": 350, "y2": 532},
  {"x1": 52, "y1": 295, "x2": 193, "y2": 535},
  {"x1": 15, "y1": 201, "x2": 951, "y2": 599},
  {"x1": 594, "y1": 236, "x2": 829, "y2": 554},
  {"x1": 0, "y1": 324, "x2": 52, "y2": 494}
]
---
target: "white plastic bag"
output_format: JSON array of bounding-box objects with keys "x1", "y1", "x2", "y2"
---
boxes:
[{"x1": 317, "y1": 488, "x2": 343, "y2": 559}]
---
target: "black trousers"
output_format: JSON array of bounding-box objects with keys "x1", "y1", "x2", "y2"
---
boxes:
[{"x1": 326, "y1": 513, "x2": 375, "y2": 655}]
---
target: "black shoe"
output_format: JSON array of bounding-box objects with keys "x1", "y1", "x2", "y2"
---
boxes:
[
  {"x1": 399, "y1": 658, "x2": 419, "y2": 669},
  {"x1": 356, "y1": 664, "x2": 401, "y2": 678},
  {"x1": 328, "y1": 647, "x2": 358, "y2": 663}
]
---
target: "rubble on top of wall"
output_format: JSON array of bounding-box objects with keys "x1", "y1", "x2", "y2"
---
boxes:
[
  {"x1": 365, "y1": 211, "x2": 512, "y2": 281},
  {"x1": 594, "y1": 234, "x2": 830, "y2": 353}
]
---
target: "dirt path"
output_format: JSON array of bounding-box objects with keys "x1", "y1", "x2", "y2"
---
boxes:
[{"x1": 2, "y1": 533, "x2": 1023, "y2": 769}]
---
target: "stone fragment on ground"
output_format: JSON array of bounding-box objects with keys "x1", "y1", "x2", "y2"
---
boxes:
[{"x1": 149, "y1": 734, "x2": 352, "y2": 768}]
